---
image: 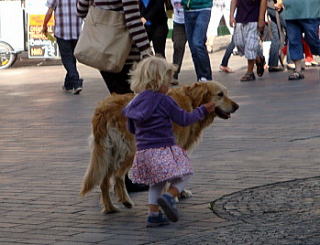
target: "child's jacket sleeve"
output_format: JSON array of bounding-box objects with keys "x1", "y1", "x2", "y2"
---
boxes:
[{"x1": 160, "y1": 96, "x2": 209, "y2": 126}]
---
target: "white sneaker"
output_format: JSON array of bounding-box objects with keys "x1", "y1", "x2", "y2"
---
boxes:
[{"x1": 199, "y1": 77, "x2": 208, "y2": 82}]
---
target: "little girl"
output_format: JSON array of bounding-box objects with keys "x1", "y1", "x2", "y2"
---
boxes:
[{"x1": 123, "y1": 56, "x2": 215, "y2": 227}]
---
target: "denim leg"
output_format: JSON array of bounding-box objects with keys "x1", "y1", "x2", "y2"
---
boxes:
[
  {"x1": 301, "y1": 19, "x2": 320, "y2": 56},
  {"x1": 184, "y1": 10, "x2": 212, "y2": 80},
  {"x1": 172, "y1": 22, "x2": 187, "y2": 79},
  {"x1": 56, "y1": 38, "x2": 80, "y2": 89},
  {"x1": 268, "y1": 20, "x2": 280, "y2": 67},
  {"x1": 221, "y1": 38, "x2": 235, "y2": 67},
  {"x1": 184, "y1": 11, "x2": 200, "y2": 78},
  {"x1": 285, "y1": 20, "x2": 304, "y2": 61}
]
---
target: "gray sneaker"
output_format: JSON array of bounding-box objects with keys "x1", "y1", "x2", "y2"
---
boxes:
[{"x1": 157, "y1": 193, "x2": 178, "y2": 222}]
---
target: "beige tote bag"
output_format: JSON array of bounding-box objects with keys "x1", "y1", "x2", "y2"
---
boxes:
[{"x1": 74, "y1": 6, "x2": 132, "y2": 72}]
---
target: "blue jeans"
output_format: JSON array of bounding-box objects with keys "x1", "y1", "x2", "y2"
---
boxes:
[
  {"x1": 221, "y1": 38, "x2": 235, "y2": 67},
  {"x1": 268, "y1": 20, "x2": 281, "y2": 67},
  {"x1": 184, "y1": 10, "x2": 212, "y2": 80},
  {"x1": 56, "y1": 38, "x2": 82, "y2": 89},
  {"x1": 286, "y1": 18, "x2": 320, "y2": 61}
]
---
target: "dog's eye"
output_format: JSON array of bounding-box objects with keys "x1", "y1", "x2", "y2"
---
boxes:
[{"x1": 217, "y1": 92, "x2": 224, "y2": 97}]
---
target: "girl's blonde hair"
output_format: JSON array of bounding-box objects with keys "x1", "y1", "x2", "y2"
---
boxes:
[{"x1": 129, "y1": 56, "x2": 177, "y2": 93}]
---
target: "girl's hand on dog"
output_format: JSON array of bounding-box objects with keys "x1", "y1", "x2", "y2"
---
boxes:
[{"x1": 203, "y1": 101, "x2": 215, "y2": 113}]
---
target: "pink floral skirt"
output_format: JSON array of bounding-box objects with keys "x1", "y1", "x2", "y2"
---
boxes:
[{"x1": 129, "y1": 145, "x2": 193, "y2": 185}]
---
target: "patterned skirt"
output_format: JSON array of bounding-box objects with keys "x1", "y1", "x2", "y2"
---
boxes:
[{"x1": 128, "y1": 145, "x2": 193, "y2": 185}]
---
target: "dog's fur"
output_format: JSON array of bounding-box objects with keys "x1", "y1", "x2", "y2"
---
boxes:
[{"x1": 80, "y1": 81, "x2": 239, "y2": 213}]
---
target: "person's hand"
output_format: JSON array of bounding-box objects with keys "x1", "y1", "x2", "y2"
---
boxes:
[
  {"x1": 141, "y1": 48, "x2": 154, "y2": 59},
  {"x1": 274, "y1": 2, "x2": 283, "y2": 11},
  {"x1": 141, "y1": 17, "x2": 147, "y2": 25},
  {"x1": 42, "y1": 25, "x2": 48, "y2": 36},
  {"x1": 203, "y1": 101, "x2": 215, "y2": 113},
  {"x1": 229, "y1": 16, "x2": 236, "y2": 28}
]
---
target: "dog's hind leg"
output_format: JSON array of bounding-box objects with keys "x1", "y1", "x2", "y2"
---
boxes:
[
  {"x1": 114, "y1": 158, "x2": 134, "y2": 209},
  {"x1": 100, "y1": 171, "x2": 119, "y2": 213}
]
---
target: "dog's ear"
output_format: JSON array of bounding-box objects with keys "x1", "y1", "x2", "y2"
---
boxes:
[{"x1": 185, "y1": 83, "x2": 212, "y2": 108}]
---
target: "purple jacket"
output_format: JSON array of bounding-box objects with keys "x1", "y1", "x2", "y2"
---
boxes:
[{"x1": 123, "y1": 90, "x2": 208, "y2": 150}]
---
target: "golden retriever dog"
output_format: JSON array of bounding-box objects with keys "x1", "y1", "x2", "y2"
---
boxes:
[{"x1": 80, "y1": 81, "x2": 239, "y2": 213}]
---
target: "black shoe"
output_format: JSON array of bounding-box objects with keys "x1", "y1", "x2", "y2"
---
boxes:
[
  {"x1": 125, "y1": 175, "x2": 149, "y2": 192},
  {"x1": 256, "y1": 56, "x2": 265, "y2": 77},
  {"x1": 268, "y1": 66, "x2": 284, "y2": 72}
]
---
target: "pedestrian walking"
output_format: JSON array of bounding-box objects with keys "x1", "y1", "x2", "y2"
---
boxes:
[
  {"x1": 219, "y1": 38, "x2": 235, "y2": 73},
  {"x1": 123, "y1": 56, "x2": 215, "y2": 227},
  {"x1": 171, "y1": 0, "x2": 187, "y2": 85},
  {"x1": 266, "y1": 0, "x2": 284, "y2": 72},
  {"x1": 139, "y1": 0, "x2": 169, "y2": 58},
  {"x1": 181, "y1": 0, "x2": 213, "y2": 81},
  {"x1": 276, "y1": 0, "x2": 320, "y2": 80},
  {"x1": 230, "y1": 0, "x2": 267, "y2": 81},
  {"x1": 42, "y1": 0, "x2": 83, "y2": 94},
  {"x1": 77, "y1": 0, "x2": 152, "y2": 94}
]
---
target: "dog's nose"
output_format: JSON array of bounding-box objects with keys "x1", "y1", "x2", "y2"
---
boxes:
[{"x1": 232, "y1": 103, "x2": 239, "y2": 112}]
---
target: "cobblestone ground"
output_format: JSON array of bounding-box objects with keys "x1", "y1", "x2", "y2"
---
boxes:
[
  {"x1": 1, "y1": 39, "x2": 320, "y2": 244},
  {"x1": 208, "y1": 176, "x2": 320, "y2": 244}
]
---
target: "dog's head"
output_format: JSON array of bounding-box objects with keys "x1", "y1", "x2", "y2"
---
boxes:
[{"x1": 185, "y1": 81, "x2": 239, "y2": 119}]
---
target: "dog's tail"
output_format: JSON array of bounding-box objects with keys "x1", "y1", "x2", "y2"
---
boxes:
[{"x1": 80, "y1": 134, "x2": 108, "y2": 196}]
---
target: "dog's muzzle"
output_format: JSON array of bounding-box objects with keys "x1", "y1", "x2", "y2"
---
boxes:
[{"x1": 215, "y1": 102, "x2": 239, "y2": 119}]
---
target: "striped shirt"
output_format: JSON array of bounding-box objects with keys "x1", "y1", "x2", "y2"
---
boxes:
[
  {"x1": 77, "y1": 0, "x2": 151, "y2": 63},
  {"x1": 46, "y1": 0, "x2": 83, "y2": 40}
]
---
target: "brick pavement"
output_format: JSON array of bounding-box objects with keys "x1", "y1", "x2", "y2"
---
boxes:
[{"x1": 0, "y1": 39, "x2": 320, "y2": 244}]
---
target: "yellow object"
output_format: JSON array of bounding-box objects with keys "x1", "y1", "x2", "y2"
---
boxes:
[{"x1": 47, "y1": 33, "x2": 56, "y2": 42}]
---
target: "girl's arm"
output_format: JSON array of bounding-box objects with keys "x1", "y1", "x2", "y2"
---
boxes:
[{"x1": 162, "y1": 97, "x2": 214, "y2": 127}]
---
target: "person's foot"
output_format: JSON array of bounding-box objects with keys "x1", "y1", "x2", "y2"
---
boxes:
[
  {"x1": 146, "y1": 211, "x2": 170, "y2": 228},
  {"x1": 288, "y1": 71, "x2": 304, "y2": 80},
  {"x1": 305, "y1": 61, "x2": 312, "y2": 67},
  {"x1": 256, "y1": 56, "x2": 265, "y2": 77},
  {"x1": 73, "y1": 79, "x2": 83, "y2": 95},
  {"x1": 73, "y1": 87, "x2": 82, "y2": 95},
  {"x1": 157, "y1": 193, "x2": 179, "y2": 222},
  {"x1": 219, "y1": 65, "x2": 233, "y2": 73},
  {"x1": 287, "y1": 63, "x2": 295, "y2": 70},
  {"x1": 311, "y1": 61, "x2": 319, "y2": 66},
  {"x1": 240, "y1": 72, "x2": 256, "y2": 82},
  {"x1": 268, "y1": 66, "x2": 284, "y2": 72},
  {"x1": 198, "y1": 77, "x2": 208, "y2": 82}
]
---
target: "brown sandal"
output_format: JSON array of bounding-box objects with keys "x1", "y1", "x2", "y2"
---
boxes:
[{"x1": 240, "y1": 72, "x2": 256, "y2": 82}]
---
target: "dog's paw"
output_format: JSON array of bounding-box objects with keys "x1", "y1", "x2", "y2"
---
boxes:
[
  {"x1": 102, "y1": 206, "x2": 120, "y2": 214},
  {"x1": 179, "y1": 189, "x2": 192, "y2": 200},
  {"x1": 122, "y1": 201, "x2": 134, "y2": 209}
]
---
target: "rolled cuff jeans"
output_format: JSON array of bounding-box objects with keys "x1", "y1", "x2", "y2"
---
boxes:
[
  {"x1": 286, "y1": 18, "x2": 320, "y2": 61},
  {"x1": 184, "y1": 10, "x2": 212, "y2": 80}
]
